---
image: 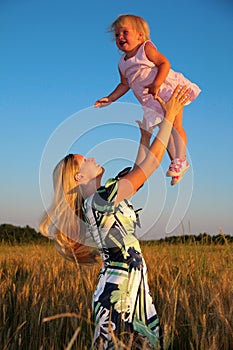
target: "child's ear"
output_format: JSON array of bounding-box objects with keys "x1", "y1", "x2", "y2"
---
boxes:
[{"x1": 138, "y1": 32, "x2": 144, "y2": 41}]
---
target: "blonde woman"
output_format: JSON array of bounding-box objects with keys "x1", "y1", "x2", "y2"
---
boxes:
[
  {"x1": 95, "y1": 14, "x2": 201, "y2": 185},
  {"x1": 40, "y1": 86, "x2": 190, "y2": 349}
]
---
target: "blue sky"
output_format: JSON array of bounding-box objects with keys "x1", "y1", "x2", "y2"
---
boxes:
[{"x1": 1, "y1": 0, "x2": 233, "y2": 238}]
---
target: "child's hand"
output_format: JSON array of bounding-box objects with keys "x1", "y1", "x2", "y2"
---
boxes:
[
  {"x1": 145, "y1": 83, "x2": 160, "y2": 98},
  {"x1": 94, "y1": 97, "x2": 112, "y2": 108}
]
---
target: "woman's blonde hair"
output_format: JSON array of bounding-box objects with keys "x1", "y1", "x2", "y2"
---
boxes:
[
  {"x1": 109, "y1": 14, "x2": 150, "y2": 42},
  {"x1": 39, "y1": 154, "x2": 99, "y2": 265}
]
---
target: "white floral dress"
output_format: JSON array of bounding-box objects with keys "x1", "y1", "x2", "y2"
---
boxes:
[{"x1": 82, "y1": 168, "x2": 161, "y2": 349}]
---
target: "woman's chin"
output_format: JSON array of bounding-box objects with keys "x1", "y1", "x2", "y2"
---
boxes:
[{"x1": 97, "y1": 166, "x2": 104, "y2": 177}]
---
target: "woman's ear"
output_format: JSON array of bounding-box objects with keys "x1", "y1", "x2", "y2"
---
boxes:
[{"x1": 74, "y1": 172, "x2": 82, "y2": 183}]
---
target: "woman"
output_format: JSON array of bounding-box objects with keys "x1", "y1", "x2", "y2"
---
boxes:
[{"x1": 40, "y1": 86, "x2": 190, "y2": 349}]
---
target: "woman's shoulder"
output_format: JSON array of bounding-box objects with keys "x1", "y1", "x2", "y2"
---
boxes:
[
  {"x1": 99, "y1": 167, "x2": 131, "y2": 195},
  {"x1": 93, "y1": 168, "x2": 132, "y2": 211},
  {"x1": 115, "y1": 167, "x2": 132, "y2": 179}
]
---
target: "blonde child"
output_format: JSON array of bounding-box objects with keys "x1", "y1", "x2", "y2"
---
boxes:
[{"x1": 95, "y1": 14, "x2": 201, "y2": 185}]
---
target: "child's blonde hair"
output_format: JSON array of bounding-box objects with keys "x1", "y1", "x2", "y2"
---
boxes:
[{"x1": 109, "y1": 14, "x2": 150, "y2": 42}]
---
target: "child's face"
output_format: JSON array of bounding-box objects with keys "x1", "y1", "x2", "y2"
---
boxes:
[{"x1": 114, "y1": 20, "x2": 142, "y2": 53}]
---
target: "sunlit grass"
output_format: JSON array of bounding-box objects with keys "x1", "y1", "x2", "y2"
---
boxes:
[{"x1": 0, "y1": 242, "x2": 232, "y2": 349}]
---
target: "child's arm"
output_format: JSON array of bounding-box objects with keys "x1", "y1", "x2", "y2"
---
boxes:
[
  {"x1": 144, "y1": 41, "x2": 171, "y2": 97},
  {"x1": 94, "y1": 69, "x2": 129, "y2": 108}
]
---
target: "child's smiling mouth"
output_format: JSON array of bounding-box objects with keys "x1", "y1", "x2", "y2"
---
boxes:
[{"x1": 119, "y1": 40, "x2": 127, "y2": 46}]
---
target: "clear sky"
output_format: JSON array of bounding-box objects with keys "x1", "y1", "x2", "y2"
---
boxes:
[{"x1": 1, "y1": 0, "x2": 233, "y2": 239}]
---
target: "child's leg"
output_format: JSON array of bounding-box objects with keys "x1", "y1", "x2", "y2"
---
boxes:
[
  {"x1": 156, "y1": 123, "x2": 175, "y2": 161},
  {"x1": 167, "y1": 134, "x2": 176, "y2": 161},
  {"x1": 166, "y1": 108, "x2": 190, "y2": 182},
  {"x1": 172, "y1": 108, "x2": 187, "y2": 160}
]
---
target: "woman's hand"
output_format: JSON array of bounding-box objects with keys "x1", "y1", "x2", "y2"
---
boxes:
[
  {"x1": 156, "y1": 85, "x2": 191, "y2": 121},
  {"x1": 94, "y1": 97, "x2": 112, "y2": 108}
]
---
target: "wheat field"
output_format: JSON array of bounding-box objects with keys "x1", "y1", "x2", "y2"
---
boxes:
[{"x1": 0, "y1": 242, "x2": 232, "y2": 350}]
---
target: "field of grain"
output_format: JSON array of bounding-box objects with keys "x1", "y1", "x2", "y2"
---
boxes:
[{"x1": 0, "y1": 242, "x2": 232, "y2": 350}]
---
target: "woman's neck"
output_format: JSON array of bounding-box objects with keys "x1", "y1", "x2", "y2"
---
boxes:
[{"x1": 80, "y1": 177, "x2": 102, "y2": 199}]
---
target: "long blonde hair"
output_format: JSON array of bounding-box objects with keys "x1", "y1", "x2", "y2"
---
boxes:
[
  {"x1": 109, "y1": 14, "x2": 150, "y2": 42},
  {"x1": 39, "y1": 154, "x2": 98, "y2": 265}
]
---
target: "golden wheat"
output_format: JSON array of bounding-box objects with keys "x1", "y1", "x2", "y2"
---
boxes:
[{"x1": 0, "y1": 242, "x2": 232, "y2": 350}]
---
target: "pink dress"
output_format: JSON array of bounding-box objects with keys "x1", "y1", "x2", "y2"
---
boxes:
[{"x1": 118, "y1": 40, "x2": 201, "y2": 127}]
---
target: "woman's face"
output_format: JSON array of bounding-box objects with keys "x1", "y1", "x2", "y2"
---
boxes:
[{"x1": 74, "y1": 154, "x2": 104, "y2": 183}]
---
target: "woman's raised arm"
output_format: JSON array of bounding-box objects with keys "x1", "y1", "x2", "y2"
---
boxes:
[{"x1": 116, "y1": 85, "x2": 190, "y2": 204}]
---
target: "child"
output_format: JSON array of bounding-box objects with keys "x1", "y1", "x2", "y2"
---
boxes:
[{"x1": 94, "y1": 14, "x2": 201, "y2": 185}]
